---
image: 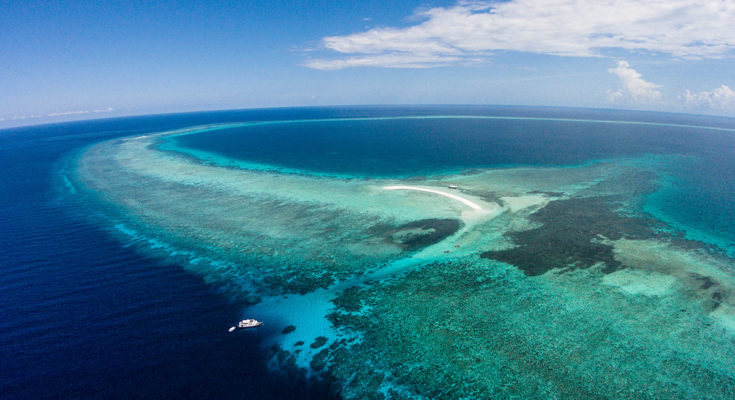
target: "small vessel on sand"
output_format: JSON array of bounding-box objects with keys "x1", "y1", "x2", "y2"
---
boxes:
[{"x1": 228, "y1": 318, "x2": 263, "y2": 332}]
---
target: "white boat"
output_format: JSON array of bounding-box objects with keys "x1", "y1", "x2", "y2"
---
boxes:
[
  {"x1": 238, "y1": 319, "x2": 263, "y2": 328},
  {"x1": 448, "y1": 185, "x2": 458, "y2": 189},
  {"x1": 229, "y1": 318, "x2": 263, "y2": 332}
]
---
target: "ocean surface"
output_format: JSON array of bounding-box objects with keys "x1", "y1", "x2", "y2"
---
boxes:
[
  {"x1": 2, "y1": 106, "x2": 735, "y2": 399},
  {"x1": 163, "y1": 109, "x2": 735, "y2": 249},
  {"x1": 0, "y1": 111, "x2": 342, "y2": 399}
]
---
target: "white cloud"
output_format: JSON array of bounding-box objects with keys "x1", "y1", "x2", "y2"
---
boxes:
[
  {"x1": 10, "y1": 114, "x2": 42, "y2": 120},
  {"x1": 606, "y1": 89, "x2": 623, "y2": 103},
  {"x1": 305, "y1": 53, "x2": 471, "y2": 70},
  {"x1": 44, "y1": 108, "x2": 113, "y2": 118},
  {"x1": 47, "y1": 110, "x2": 89, "y2": 117},
  {"x1": 684, "y1": 85, "x2": 735, "y2": 110},
  {"x1": 606, "y1": 61, "x2": 661, "y2": 103},
  {"x1": 306, "y1": 0, "x2": 735, "y2": 69},
  {"x1": 2, "y1": 107, "x2": 114, "y2": 123}
]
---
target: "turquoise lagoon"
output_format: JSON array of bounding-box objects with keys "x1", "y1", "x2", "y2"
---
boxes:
[{"x1": 71, "y1": 109, "x2": 735, "y2": 399}]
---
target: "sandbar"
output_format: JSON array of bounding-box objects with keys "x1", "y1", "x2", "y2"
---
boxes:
[{"x1": 382, "y1": 185, "x2": 483, "y2": 210}]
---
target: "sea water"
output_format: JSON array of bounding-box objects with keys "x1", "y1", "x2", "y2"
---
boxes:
[{"x1": 3, "y1": 106, "x2": 735, "y2": 399}]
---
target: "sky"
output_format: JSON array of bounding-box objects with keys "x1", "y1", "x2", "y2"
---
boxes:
[{"x1": 2, "y1": 0, "x2": 735, "y2": 128}]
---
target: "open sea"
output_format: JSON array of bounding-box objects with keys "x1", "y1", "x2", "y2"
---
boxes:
[{"x1": 2, "y1": 105, "x2": 735, "y2": 399}]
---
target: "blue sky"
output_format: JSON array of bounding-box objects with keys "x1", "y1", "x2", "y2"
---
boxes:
[{"x1": 2, "y1": 0, "x2": 735, "y2": 127}]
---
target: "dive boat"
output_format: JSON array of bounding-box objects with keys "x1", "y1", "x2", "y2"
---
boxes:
[{"x1": 228, "y1": 318, "x2": 263, "y2": 332}]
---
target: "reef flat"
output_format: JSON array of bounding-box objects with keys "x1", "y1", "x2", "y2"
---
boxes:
[{"x1": 72, "y1": 119, "x2": 735, "y2": 399}]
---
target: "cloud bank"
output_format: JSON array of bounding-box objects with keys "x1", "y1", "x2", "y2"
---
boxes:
[
  {"x1": 3, "y1": 108, "x2": 115, "y2": 124},
  {"x1": 305, "y1": 0, "x2": 735, "y2": 69},
  {"x1": 606, "y1": 61, "x2": 661, "y2": 104},
  {"x1": 684, "y1": 85, "x2": 735, "y2": 111},
  {"x1": 46, "y1": 110, "x2": 91, "y2": 117},
  {"x1": 604, "y1": 61, "x2": 734, "y2": 114}
]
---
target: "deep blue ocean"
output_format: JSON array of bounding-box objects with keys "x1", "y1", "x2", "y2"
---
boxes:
[{"x1": 2, "y1": 106, "x2": 735, "y2": 399}]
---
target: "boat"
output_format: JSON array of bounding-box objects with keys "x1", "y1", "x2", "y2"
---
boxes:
[
  {"x1": 238, "y1": 319, "x2": 263, "y2": 328},
  {"x1": 448, "y1": 185, "x2": 458, "y2": 189},
  {"x1": 228, "y1": 318, "x2": 263, "y2": 332}
]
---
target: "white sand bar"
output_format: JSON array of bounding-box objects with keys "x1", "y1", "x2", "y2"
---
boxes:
[{"x1": 383, "y1": 185, "x2": 483, "y2": 211}]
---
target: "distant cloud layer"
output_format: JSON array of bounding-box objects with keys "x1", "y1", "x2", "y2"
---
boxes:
[
  {"x1": 305, "y1": 0, "x2": 735, "y2": 70},
  {"x1": 46, "y1": 110, "x2": 91, "y2": 117},
  {"x1": 606, "y1": 61, "x2": 661, "y2": 104},
  {"x1": 3, "y1": 108, "x2": 114, "y2": 124},
  {"x1": 684, "y1": 85, "x2": 735, "y2": 111}
]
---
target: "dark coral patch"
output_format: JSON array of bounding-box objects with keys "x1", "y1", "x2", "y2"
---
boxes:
[
  {"x1": 311, "y1": 336, "x2": 328, "y2": 349},
  {"x1": 385, "y1": 218, "x2": 462, "y2": 251},
  {"x1": 482, "y1": 196, "x2": 659, "y2": 276}
]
